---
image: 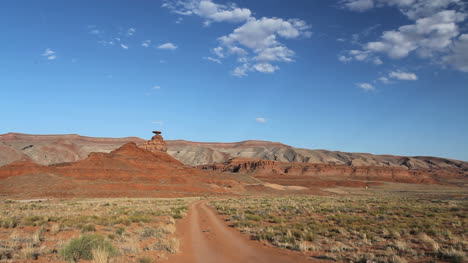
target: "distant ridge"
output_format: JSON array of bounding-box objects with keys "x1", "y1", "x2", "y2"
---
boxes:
[{"x1": 0, "y1": 133, "x2": 467, "y2": 174}]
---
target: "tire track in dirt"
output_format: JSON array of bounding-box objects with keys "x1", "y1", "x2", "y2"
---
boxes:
[{"x1": 164, "y1": 200, "x2": 317, "y2": 263}]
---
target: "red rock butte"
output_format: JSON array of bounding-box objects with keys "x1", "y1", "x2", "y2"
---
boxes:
[{"x1": 139, "y1": 131, "x2": 168, "y2": 153}]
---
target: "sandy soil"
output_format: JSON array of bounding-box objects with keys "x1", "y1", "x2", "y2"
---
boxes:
[{"x1": 163, "y1": 200, "x2": 320, "y2": 263}]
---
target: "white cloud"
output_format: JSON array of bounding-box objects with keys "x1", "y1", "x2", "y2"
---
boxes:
[
  {"x1": 142, "y1": 40, "x2": 151, "y2": 48},
  {"x1": 42, "y1": 48, "x2": 57, "y2": 60},
  {"x1": 342, "y1": 0, "x2": 463, "y2": 19},
  {"x1": 340, "y1": 0, "x2": 468, "y2": 72},
  {"x1": 217, "y1": 17, "x2": 310, "y2": 76},
  {"x1": 373, "y1": 57, "x2": 383, "y2": 65},
  {"x1": 253, "y1": 63, "x2": 279, "y2": 73},
  {"x1": 357, "y1": 83, "x2": 375, "y2": 91},
  {"x1": 203, "y1": 56, "x2": 222, "y2": 64},
  {"x1": 120, "y1": 44, "x2": 129, "y2": 49},
  {"x1": 90, "y1": 29, "x2": 100, "y2": 35},
  {"x1": 378, "y1": 76, "x2": 391, "y2": 84},
  {"x1": 232, "y1": 63, "x2": 249, "y2": 77},
  {"x1": 158, "y1": 43, "x2": 178, "y2": 50},
  {"x1": 163, "y1": 0, "x2": 310, "y2": 76},
  {"x1": 127, "y1": 28, "x2": 136, "y2": 36},
  {"x1": 442, "y1": 33, "x2": 468, "y2": 72},
  {"x1": 338, "y1": 55, "x2": 353, "y2": 63},
  {"x1": 42, "y1": 48, "x2": 54, "y2": 56},
  {"x1": 389, "y1": 71, "x2": 418, "y2": 80},
  {"x1": 365, "y1": 10, "x2": 466, "y2": 59},
  {"x1": 162, "y1": 0, "x2": 252, "y2": 24},
  {"x1": 255, "y1": 117, "x2": 267, "y2": 123},
  {"x1": 152, "y1": 86, "x2": 161, "y2": 90},
  {"x1": 212, "y1": 46, "x2": 224, "y2": 58},
  {"x1": 341, "y1": 0, "x2": 374, "y2": 12},
  {"x1": 151, "y1": 121, "x2": 164, "y2": 125}
]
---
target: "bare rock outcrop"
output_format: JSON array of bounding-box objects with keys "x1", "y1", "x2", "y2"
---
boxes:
[
  {"x1": 138, "y1": 131, "x2": 168, "y2": 153},
  {"x1": 197, "y1": 157, "x2": 467, "y2": 184}
]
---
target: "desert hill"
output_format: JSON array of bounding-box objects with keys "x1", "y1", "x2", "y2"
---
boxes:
[
  {"x1": 1, "y1": 133, "x2": 467, "y2": 174},
  {"x1": 0, "y1": 142, "x2": 242, "y2": 198}
]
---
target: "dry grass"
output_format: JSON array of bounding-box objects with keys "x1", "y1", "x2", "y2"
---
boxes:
[
  {"x1": 212, "y1": 195, "x2": 468, "y2": 262},
  {"x1": 0, "y1": 197, "x2": 197, "y2": 262},
  {"x1": 92, "y1": 247, "x2": 110, "y2": 263}
]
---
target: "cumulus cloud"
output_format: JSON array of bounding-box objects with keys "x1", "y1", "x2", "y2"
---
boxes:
[
  {"x1": 357, "y1": 83, "x2": 375, "y2": 91},
  {"x1": 253, "y1": 63, "x2": 279, "y2": 73},
  {"x1": 232, "y1": 63, "x2": 250, "y2": 77},
  {"x1": 365, "y1": 10, "x2": 465, "y2": 59},
  {"x1": 255, "y1": 117, "x2": 267, "y2": 123},
  {"x1": 442, "y1": 34, "x2": 468, "y2": 72},
  {"x1": 42, "y1": 48, "x2": 57, "y2": 60},
  {"x1": 216, "y1": 17, "x2": 311, "y2": 76},
  {"x1": 158, "y1": 43, "x2": 178, "y2": 50},
  {"x1": 342, "y1": 0, "x2": 463, "y2": 19},
  {"x1": 163, "y1": 0, "x2": 310, "y2": 77},
  {"x1": 162, "y1": 0, "x2": 251, "y2": 24},
  {"x1": 120, "y1": 44, "x2": 129, "y2": 49},
  {"x1": 389, "y1": 71, "x2": 418, "y2": 80},
  {"x1": 340, "y1": 0, "x2": 468, "y2": 72}
]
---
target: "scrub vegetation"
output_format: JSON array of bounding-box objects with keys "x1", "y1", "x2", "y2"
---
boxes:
[
  {"x1": 212, "y1": 196, "x2": 467, "y2": 262},
  {"x1": 0, "y1": 198, "x2": 195, "y2": 262}
]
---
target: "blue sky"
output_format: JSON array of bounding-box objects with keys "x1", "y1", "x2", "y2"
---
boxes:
[{"x1": 1, "y1": 0, "x2": 467, "y2": 161}]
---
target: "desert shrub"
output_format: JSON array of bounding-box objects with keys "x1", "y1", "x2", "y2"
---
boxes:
[
  {"x1": 438, "y1": 248, "x2": 466, "y2": 263},
  {"x1": 81, "y1": 224, "x2": 96, "y2": 232},
  {"x1": 152, "y1": 237, "x2": 179, "y2": 253},
  {"x1": 22, "y1": 215, "x2": 48, "y2": 226},
  {"x1": 115, "y1": 227, "x2": 125, "y2": 236},
  {"x1": 1, "y1": 218, "x2": 18, "y2": 228},
  {"x1": 60, "y1": 234, "x2": 115, "y2": 262},
  {"x1": 139, "y1": 256, "x2": 153, "y2": 263},
  {"x1": 246, "y1": 214, "x2": 262, "y2": 221}
]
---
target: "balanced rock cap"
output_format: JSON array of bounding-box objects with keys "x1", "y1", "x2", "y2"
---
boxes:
[{"x1": 153, "y1": 131, "x2": 162, "y2": 135}]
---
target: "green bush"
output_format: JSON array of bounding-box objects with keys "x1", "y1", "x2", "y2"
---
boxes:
[{"x1": 60, "y1": 234, "x2": 115, "y2": 262}]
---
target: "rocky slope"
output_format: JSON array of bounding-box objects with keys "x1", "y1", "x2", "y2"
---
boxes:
[
  {"x1": 198, "y1": 158, "x2": 466, "y2": 184},
  {"x1": 1, "y1": 133, "x2": 467, "y2": 174},
  {"x1": 0, "y1": 142, "x2": 242, "y2": 198},
  {"x1": 167, "y1": 140, "x2": 468, "y2": 171}
]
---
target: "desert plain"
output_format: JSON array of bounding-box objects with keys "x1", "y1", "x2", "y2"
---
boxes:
[{"x1": 0, "y1": 132, "x2": 466, "y2": 263}]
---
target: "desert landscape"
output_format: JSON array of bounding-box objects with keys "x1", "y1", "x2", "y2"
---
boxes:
[
  {"x1": 0, "y1": 131, "x2": 466, "y2": 262},
  {"x1": 2, "y1": 0, "x2": 468, "y2": 262}
]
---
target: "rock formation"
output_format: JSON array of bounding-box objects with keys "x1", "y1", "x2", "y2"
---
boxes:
[
  {"x1": 197, "y1": 157, "x2": 467, "y2": 184},
  {"x1": 139, "y1": 131, "x2": 168, "y2": 153}
]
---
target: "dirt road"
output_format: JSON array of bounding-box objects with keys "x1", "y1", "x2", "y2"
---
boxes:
[{"x1": 164, "y1": 200, "x2": 314, "y2": 263}]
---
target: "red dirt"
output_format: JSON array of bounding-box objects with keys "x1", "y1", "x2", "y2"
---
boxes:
[
  {"x1": 163, "y1": 200, "x2": 321, "y2": 263},
  {"x1": 0, "y1": 143, "x2": 242, "y2": 198}
]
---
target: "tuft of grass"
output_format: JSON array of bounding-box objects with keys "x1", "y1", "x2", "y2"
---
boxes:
[
  {"x1": 60, "y1": 234, "x2": 115, "y2": 263},
  {"x1": 152, "y1": 237, "x2": 179, "y2": 253},
  {"x1": 92, "y1": 247, "x2": 110, "y2": 263}
]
